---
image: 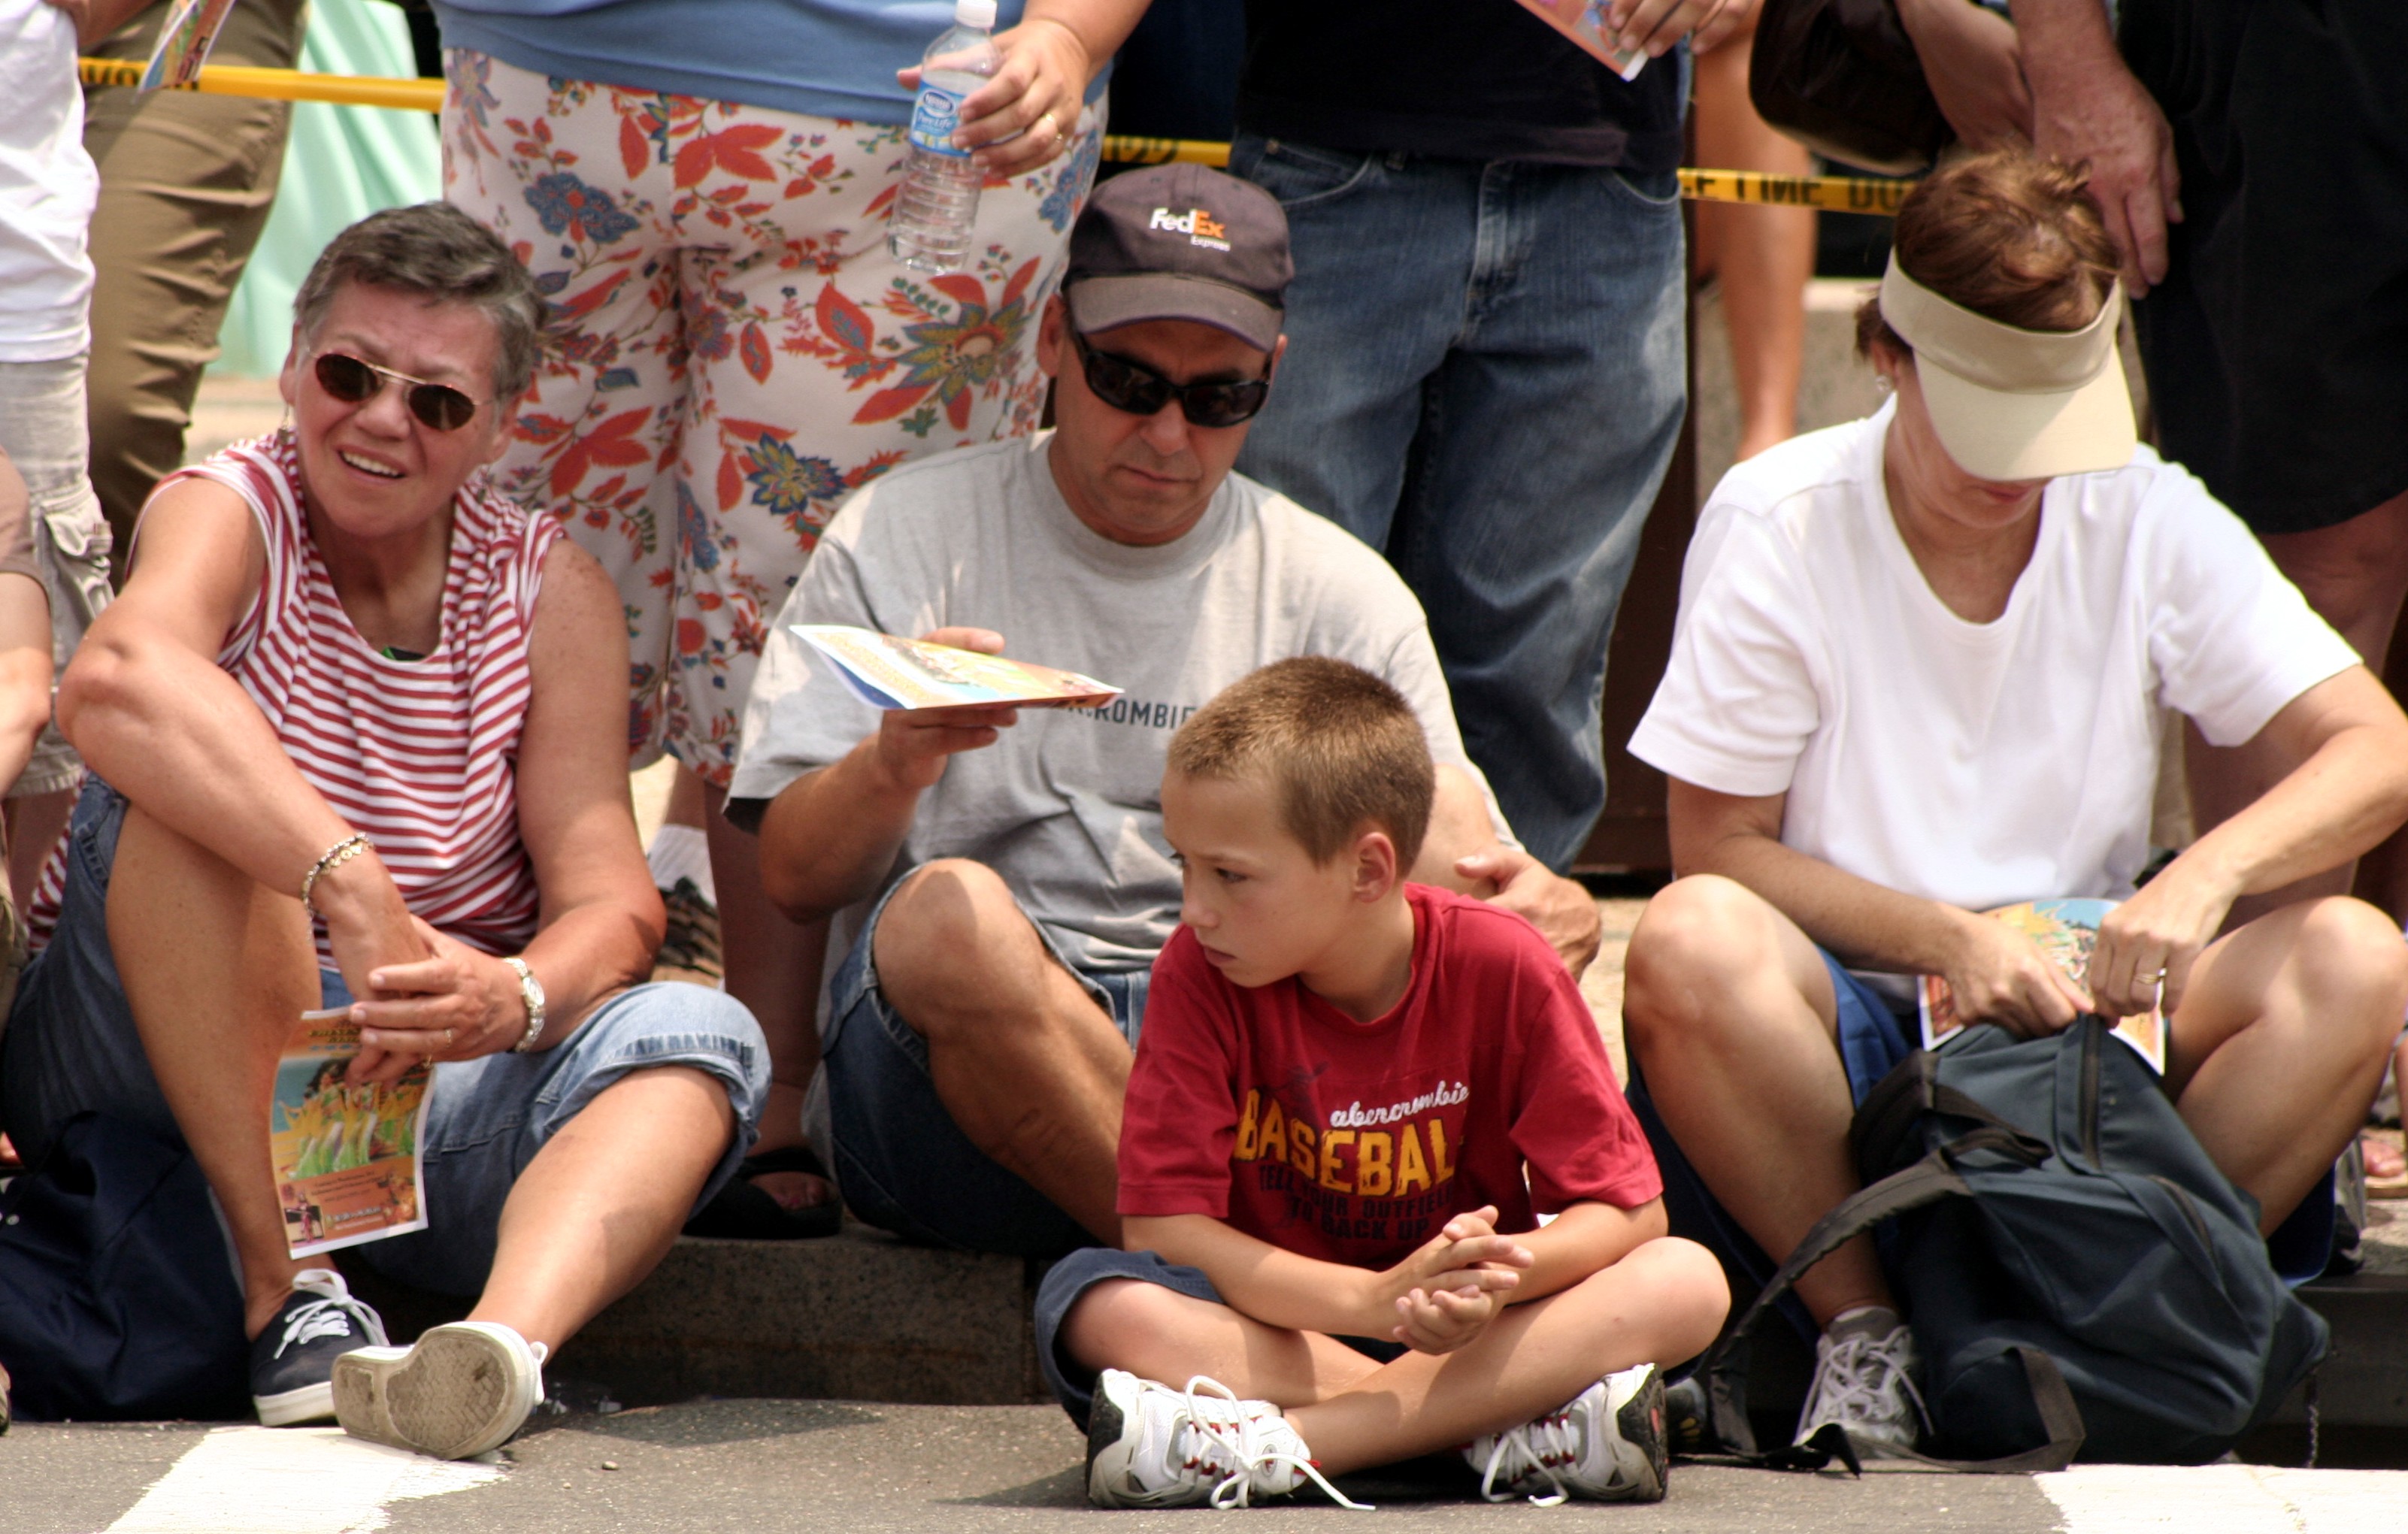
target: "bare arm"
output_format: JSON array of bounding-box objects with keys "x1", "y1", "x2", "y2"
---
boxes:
[
  {"x1": 1127, "y1": 1210, "x2": 1532, "y2": 1345},
  {"x1": 2012, "y1": 0, "x2": 2181, "y2": 292},
  {"x1": 56, "y1": 478, "x2": 427, "y2": 1002},
  {"x1": 342, "y1": 543, "x2": 670, "y2": 1079},
  {"x1": 0, "y1": 452, "x2": 52, "y2": 793},
  {"x1": 1510, "y1": 1199, "x2": 1668, "y2": 1303},
  {"x1": 1895, "y1": 0, "x2": 2033, "y2": 150},
  {"x1": 0, "y1": 576, "x2": 52, "y2": 794},
  {"x1": 756, "y1": 625, "x2": 1020, "y2": 923},
  {"x1": 1669, "y1": 776, "x2": 2091, "y2": 1035},
  {"x1": 1420, "y1": 764, "x2": 1604, "y2": 979},
  {"x1": 901, "y1": 0, "x2": 1151, "y2": 176},
  {"x1": 2091, "y1": 667, "x2": 2408, "y2": 1015},
  {"x1": 42, "y1": 0, "x2": 156, "y2": 47}
]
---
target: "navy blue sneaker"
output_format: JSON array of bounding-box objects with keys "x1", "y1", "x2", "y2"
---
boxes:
[{"x1": 251, "y1": 1268, "x2": 389, "y2": 1426}]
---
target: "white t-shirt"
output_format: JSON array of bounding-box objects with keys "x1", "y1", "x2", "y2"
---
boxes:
[
  {"x1": 1629, "y1": 401, "x2": 2358, "y2": 913},
  {"x1": 0, "y1": 0, "x2": 97, "y2": 361},
  {"x1": 728, "y1": 432, "x2": 1510, "y2": 978}
]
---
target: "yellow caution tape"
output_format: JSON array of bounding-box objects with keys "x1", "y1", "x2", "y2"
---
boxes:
[
  {"x1": 80, "y1": 56, "x2": 447, "y2": 113},
  {"x1": 80, "y1": 59, "x2": 1910, "y2": 212},
  {"x1": 1677, "y1": 167, "x2": 1911, "y2": 213}
]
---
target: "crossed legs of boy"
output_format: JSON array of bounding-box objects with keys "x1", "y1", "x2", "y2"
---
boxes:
[{"x1": 1056, "y1": 1233, "x2": 1725, "y2": 1507}]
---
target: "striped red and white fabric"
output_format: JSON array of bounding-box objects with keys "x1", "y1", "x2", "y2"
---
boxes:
[{"x1": 31, "y1": 429, "x2": 560, "y2": 964}]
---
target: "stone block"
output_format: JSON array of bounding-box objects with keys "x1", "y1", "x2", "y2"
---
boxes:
[{"x1": 343, "y1": 1227, "x2": 1046, "y2": 1409}]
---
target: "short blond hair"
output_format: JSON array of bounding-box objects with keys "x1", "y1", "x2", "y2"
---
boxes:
[{"x1": 1168, "y1": 657, "x2": 1434, "y2": 868}]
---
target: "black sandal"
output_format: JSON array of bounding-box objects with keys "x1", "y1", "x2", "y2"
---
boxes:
[{"x1": 683, "y1": 1144, "x2": 842, "y2": 1240}]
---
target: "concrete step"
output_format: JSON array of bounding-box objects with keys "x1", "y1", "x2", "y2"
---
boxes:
[
  {"x1": 342, "y1": 1232, "x2": 2407, "y2": 1435},
  {"x1": 342, "y1": 1225, "x2": 1046, "y2": 1411}
]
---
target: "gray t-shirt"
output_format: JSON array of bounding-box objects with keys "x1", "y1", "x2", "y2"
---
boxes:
[{"x1": 727, "y1": 431, "x2": 1506, "y2": 976}]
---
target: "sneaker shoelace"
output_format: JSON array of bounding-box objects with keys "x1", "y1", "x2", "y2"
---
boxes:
[
  {"x1": 1804, "y1": 1330, "x2": 1930, "y2": 1441},
  {"x1": 273, "y1": 1269, "x2": 389, "y2": 1360},
  {"x1": 1174, "y1": 1376, "x2": 1371, "y2": 1511},
  {"x1": 1477, "y1": 1404, "x2": 1578, "y2": 1506}
]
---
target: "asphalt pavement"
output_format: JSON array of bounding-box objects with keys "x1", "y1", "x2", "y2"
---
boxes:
[{"x1": 10, "y1": 1400, "x2": 2408, "y2": 1534}]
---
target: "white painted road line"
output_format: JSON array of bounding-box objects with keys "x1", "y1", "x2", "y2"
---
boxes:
[
  {"x1": 103, "y1": 1426, "x2": 500, "y2": 1534},
  {"x1": 2040, "y1": 1464, "x2": 2408, "y2": 1533}
]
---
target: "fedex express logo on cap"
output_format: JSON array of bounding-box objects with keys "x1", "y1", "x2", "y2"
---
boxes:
[{"x1": 1149, "y1": 207, "x2": 1231, "y2": 253}]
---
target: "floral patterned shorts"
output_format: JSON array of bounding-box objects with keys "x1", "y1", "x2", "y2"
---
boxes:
[{"x1": 442, "y1": 49, "x2": 1103, "y2": 782}]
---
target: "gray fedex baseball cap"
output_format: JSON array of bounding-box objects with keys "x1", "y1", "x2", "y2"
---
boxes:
[{"x1": 1063, "y1": 163, "x2": 1292, "y2": 351}]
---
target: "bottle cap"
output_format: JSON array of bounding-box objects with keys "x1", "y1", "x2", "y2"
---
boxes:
[{"x1": 955, "y1": 0, "x2": 997, "y2": 26}]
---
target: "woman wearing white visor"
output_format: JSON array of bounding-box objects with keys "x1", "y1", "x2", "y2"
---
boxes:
[{"x1": 1616, "y1": 151, "x2": 2408, "y2": 1454}]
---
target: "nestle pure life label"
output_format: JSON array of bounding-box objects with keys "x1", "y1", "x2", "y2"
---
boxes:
[{"x1": 908, "y1": 72, "x2": 979, "y2": 156}]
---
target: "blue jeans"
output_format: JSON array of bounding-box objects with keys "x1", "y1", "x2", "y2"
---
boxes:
[
  {"x1": 0, "y1": 777, "x2": 771, "y2": 1296},
  {"x1": 1231, "y1": 133, "x2": 1689, "y2": 869},
  {"x1": 823, "y1": 868, "x2": 1148, "y2": 1259}
]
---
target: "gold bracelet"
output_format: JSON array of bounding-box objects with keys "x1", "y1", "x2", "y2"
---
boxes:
[{"x1": 300, "y1": 832, "x2": 373, "y2": 911}]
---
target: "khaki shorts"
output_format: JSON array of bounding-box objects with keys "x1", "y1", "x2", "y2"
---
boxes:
[{"x1": 0, "y1": 355, "x2": 114, "y2": 799}]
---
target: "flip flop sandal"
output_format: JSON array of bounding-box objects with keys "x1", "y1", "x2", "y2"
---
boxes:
[{"x1": 683, "y1": 1145, "x2": 844, "y2": 1239}]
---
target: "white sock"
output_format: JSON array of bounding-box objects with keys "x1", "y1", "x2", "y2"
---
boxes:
[{"x1": 1825, "y1": 1305, "x2": 1904, "y2": 1346}]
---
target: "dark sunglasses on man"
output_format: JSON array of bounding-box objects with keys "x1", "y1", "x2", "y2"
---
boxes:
[
  {"x1": 310, "y1": 352, "x2": 482, "y2": 433},
  {"x1": 1070, "y1": 331, "x2": 1272, "y2": 428}
]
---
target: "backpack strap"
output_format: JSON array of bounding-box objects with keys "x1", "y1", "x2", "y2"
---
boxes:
[
  {"x1": 1850, "y1": 1040, "x2": 2047, "y2": 1182},
  {"x1": 1688, "y1": 1127, "x2": 2083, "y2": 1474}
]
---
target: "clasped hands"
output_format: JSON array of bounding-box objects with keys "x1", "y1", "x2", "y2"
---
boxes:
[{"x1": 1364, "y1": 1204, "x2": 1534, "y2": 1355}]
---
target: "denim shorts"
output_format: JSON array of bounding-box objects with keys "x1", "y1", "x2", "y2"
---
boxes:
[
  {"x1": 1032, "y1": 1246, "x2": 1407, "y2": 1430},
  {"x1": 0, "y1": 777, "x2": 770, "y2": 1296},
  {"x1": 1627, "y1": 949, "x2": 2337, "y2": 1350},
  {"x1": 822, "y1": 868, "x2": 1147, "y2": 1259}
]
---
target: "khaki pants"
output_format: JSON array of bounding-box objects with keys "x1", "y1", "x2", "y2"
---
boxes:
[{"x1": 80, "y1": 0, "x2": 307, "y2": 573}]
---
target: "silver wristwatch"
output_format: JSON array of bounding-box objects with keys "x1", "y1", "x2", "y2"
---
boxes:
[{"x1": 504, "y1": 957, "x2": 547, "y2": 1052}]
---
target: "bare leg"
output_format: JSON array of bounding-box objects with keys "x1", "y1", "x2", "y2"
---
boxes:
[
  {"x1": 1622, "y1": 875, "x2": 1893, "y2": 1325},
  {"x1": 1692, "y1": 19, "x2": 1815, "y2": 463},
  {"x1": 1067, "y1": 1240, "x2": 1727, "y2": 1476},
  {"x1": 1063, "y1": 1280, "x2": 1388, "y2": 1408},
  {"x1": 873, "y1": 858, "x2": 1133, "y2": 1245},
  {"x1": 106, "y1": 803, "x2": 316, "y2": 1339},
  {"x1": 468, "y1": 1064, "x2": 733, "y2": 1352},
  {"x1": 2189, "y1": 490, "x2": 2408, "y2": 926},
  {"x1": 2164, "y1": 895, "x2": 2407, "y2": 1230},
  {"x1": 699, "y1": 777, "x2": 828, "y2": 1209}
]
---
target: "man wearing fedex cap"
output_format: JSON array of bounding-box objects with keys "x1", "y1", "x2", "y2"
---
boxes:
[
  {"x1": 1616, "y1": 153, "x2": 2408, "y2": 1455},
  {"x1": 725, "y1": 165, "x2": 1599, "y2": 1259}
]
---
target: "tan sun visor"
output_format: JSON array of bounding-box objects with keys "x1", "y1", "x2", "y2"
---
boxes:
[{"x1": 1878, "y1": 254, "x2": 2137, "y2": 482}]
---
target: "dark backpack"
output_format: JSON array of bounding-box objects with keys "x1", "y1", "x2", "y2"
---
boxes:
[
  {"x1": 1688, "y1": 1018, "x2": 2328, "y2": 1469},
  {"x1": 0, "y1": 1112, "x2": 249, "y2": 1422}
]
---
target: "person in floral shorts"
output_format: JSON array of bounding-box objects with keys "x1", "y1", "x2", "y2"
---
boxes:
[{"x1": 435, "y1": 0, "x2": 1137, "y2": 1230}]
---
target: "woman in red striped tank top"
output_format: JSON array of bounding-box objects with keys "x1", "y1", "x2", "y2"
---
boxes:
[{"x1": 0, "y1": 206, "x2": 768, "y2": 1460}]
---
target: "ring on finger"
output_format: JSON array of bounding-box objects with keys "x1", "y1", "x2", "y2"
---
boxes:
[{"x1": 444, "y1": 1026, "x2": 455, "y2": 1048}]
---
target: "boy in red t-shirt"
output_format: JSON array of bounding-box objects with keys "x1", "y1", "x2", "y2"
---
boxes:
[{"x1": 1037, "y1": 658, "x2": 1728, "y2": 1509}]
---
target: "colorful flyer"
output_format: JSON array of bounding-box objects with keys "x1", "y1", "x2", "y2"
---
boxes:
[
  {"x1": 139, "y1": 0, "x2": 241, "y2": 90},
  {"x1": 1919, "y1": 898, "x2": 2167, "y2": 1073},
  {"x1": 1514, "y1": 0, "x2": 1649, "y2": 81},
  {"x1": 794, "y1": 624, "x2": 1122, "y2": 712},
  {"x1": 271, "y1": 1008, "x2": 432, "y2": 1257}
]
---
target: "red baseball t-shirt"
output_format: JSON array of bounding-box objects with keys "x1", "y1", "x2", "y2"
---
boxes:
[{"x1": 1118, "y1": 884, "x2": 1662, "y2": 1268}]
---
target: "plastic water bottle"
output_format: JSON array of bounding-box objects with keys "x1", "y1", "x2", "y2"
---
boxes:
[{"x1": 889, "y1": 0, "x2": 1001, "y2": 274}]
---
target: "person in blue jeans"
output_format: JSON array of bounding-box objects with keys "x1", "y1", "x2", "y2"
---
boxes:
[{"x1": 1229, "y1": 0, "x2": 1751, "y2": 870}]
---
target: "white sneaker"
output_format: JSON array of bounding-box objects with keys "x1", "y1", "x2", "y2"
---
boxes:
[
  {"x1": 1465, "y1": 1362, "x2": 1668, "y2": 1505},
  {"x1": 332, "y1": 1321, "x2": 548, "y2": 1460},
  {"x1": 1795, "y1": 1316, "x2": 1927, "y2": 1454},
  {"x1": 1085, "y1": 1369, "x2": 1369, "y2": 1510}
]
